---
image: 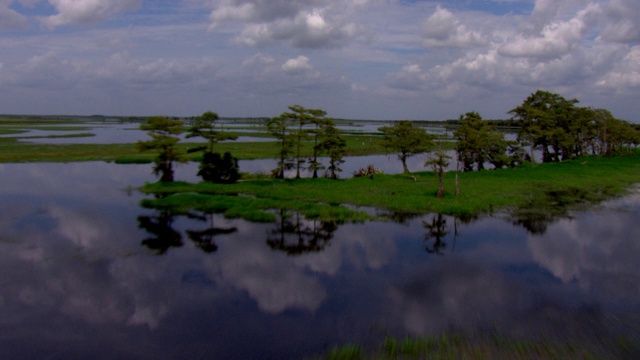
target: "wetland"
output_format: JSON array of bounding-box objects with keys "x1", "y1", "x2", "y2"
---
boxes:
[{"x1": 1, "y1": 116, "x2": 639, "y2": 359}]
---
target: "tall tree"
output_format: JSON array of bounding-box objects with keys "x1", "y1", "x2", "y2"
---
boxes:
[
  {"x1": 425, "y1": 145, "x2": 451, "y2": 198},
  {"x1": 267, "y1": 113, "x2": 294, "y2": 178},
  {"x1": 187, "y1": 111, "x2": 240, "y2": 183},
  {"x1": 454, "y1": 112, "x2": 509, "y2": 171},
  {"x1": 509, "y1": 90, "x2": 579, "y2": 163},
  {"x1": 319, "y1": 118, "x2": 346, "y2": 179},
  {"x1": 136, "y1": 116, "x2": 186, "y2": 182},
  {"x1": 379, "y1": 120, "x2": 433, "y2": 173},
  {"x1": 307, "y1": 108, "x2": 329, "y2": 178},
  {"x1": 186, "y1": 111, "x2": 237, "y2": 153}
]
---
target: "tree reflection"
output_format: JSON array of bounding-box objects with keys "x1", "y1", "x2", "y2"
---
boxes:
[
  {"x1": 509, "y1": 188, "x2": 583, "y2": 234},
  {"x1": 138, "y1": 204, "x2": 237, "y2": 255},
  {"x1": 138, "y1": 210, "x2": 183, "y2": 255},
  {"x1": 423, "y1": 214, "x2": 449, "y2": 255},
  {"x1": 186, "y1": 213, "x2": 237, "y2": 253},
  {"x1": 267, "y1": 209, "x2": 338, "y2": 255}
]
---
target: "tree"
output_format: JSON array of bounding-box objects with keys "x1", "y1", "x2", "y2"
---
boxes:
[
  {"x1": 198, "y1": 151, "x2": 240, "y2": 183},
  {"x1": 186, "y1": 111, "x2": 237, "y2": 153},
  {"x1": 136, "y1": 116, "x2": 186, "y2": 182},
  {"x1": 267, "y1": 113, "x2": 294, "y2": 178},
  {"x1": 307, "y1": 108, "x2": 330, "y2": 178},
  {"x1": 509, "y1": 90, "x2": 579, "y2": 163},
  {"x1": 454, "y1": 112, "x2": 510, "y2": 171},
  {"x1": 425, "y1": 145, "x2": 451, "y2": 198},
  {"x1": 319, "y1": 118, "x2": 346, "y2": 179},
  {"x1": 379, "y1": 121, "x2": 433, "y2": 173},
  {"x1": 187, "y1": 111, "x2": 240, "y2": 183},
  {"x1": 283, "y1": 105, "x2": 313, "y2": 179}
]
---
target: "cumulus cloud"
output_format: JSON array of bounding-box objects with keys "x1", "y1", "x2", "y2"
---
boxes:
[
  {"x1": 596, "y1": 45, "x2": 640, "y2": 89},
  {"x1": 498, "y1": 3, "x2": 600, "y2": 59},
  {"x1": 422, "y1": 6, "x2": 487, "y2": 48},
  {"x1": 209, "y1": 0, "x2": 364, "y2": 48},
  {"x1": 41, "y1": 0, "x2": 142, "y2": 28},
  {"x1": 281, "y1": 55, "x2": 312, "y2": 74}
]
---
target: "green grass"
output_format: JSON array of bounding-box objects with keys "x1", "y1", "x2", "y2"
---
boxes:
[
  {"x1": 141, "y1": 151, "x2": 640, "y2": 222},
  {"x1": 0, "y1": 134, "x2": 392, "y2": 163},
  {"x1": 309, "y1": 331, "x2": 618, "y2": 359}
]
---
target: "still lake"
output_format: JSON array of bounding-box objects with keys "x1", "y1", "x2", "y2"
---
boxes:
[{"x1": 1, "y1": 160, "x2": 639, "y2": 359}]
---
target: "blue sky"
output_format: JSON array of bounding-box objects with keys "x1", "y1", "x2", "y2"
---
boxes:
[{"x1": 1, "y1": 0, "x2": 639, "y2": 121}]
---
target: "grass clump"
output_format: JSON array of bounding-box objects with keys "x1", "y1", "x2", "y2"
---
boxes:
[
  {"x1": 142, "y1": 149, "x2": 640, "y2": 221},
  {"x1": 140, "y1": 151, "x2": 640, "y2": 221},
  {"x1": 140, "y1": 188, "x2": 374, "y2": 223}
]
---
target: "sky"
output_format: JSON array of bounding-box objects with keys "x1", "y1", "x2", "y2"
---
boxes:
[{"x1": 0, "y1": 0, "x2": 639, "y2": 121}]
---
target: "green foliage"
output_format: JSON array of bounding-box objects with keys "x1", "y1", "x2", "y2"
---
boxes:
[
  {"x1": 266, "y1": 113, "x2": 295, "y2": 178},
  {"x1": 187, "y1": 111, "x2": 238, "y2": 153},
  {"x1": 319, "y1": 118, "x2": 346, "y2": 179},
  {"x1": 425, "y1": 146, "x2": 451, "y2": 198},
  {"x1": 509, "y1": 90, "x2": 639, "y2": 163},
  {"x1": 379, "y1": 120, "x2": 434, "y2": 173},
  {"x1": 198, "y1": 151, "x2": 241, "y2": 183},
  {"x1": 136, "y1": 116, "x2": 186, "y2": 182},
  {"x1": 140, "y1": 183, "x2": 374, "y2": 223},
  {"x1": 268, "y1": 105, "x2": 347, "y2": 179},
  {"x1": 141, "y1": 151, "x2": 640, "y2": 220},
  {"x1": 455, "y1": 111, "x2": 513, "y2": 171}
]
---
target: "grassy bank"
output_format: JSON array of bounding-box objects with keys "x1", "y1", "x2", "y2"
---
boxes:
[
  {"x1": 0, "y1": 134, "x2": 392, "y2": 163},
  {"x1": 141, "y1": 151, "x2": 640, "y2": 222}
]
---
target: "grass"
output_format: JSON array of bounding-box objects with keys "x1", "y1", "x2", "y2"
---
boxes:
[
  {"x1": 140, "y1": 151, "x2": 640, "y2": 222},
  {"x1": 0, "y1": 133, "x2": 396, "y2": 163},
  {"x1": 310, "y1": 331, "x2": 624, "y2": 359}
]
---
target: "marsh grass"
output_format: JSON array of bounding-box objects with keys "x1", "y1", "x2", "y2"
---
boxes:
[
  {"x1": 141, "y1": 151, "x2": 640, "y2": 221},
  {"x1": 312, "y1": 331, "x2": 612, "y2": 359},
  {"x1": 0, "y1": 134, "x2": 390, "y2": 163}
]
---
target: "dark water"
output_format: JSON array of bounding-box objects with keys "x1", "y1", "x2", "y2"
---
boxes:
[{"x1": 1, "y1": 162, "x2": 639, "y2": 359}]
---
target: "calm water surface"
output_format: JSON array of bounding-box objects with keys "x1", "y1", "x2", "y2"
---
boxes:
[{"x1": 0, "y1": 162, "x2": 639, "y2": 359}]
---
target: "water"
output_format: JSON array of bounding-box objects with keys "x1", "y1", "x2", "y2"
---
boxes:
[{"x1": 1, "y1": 162, "x2": 639, "y2": 359}]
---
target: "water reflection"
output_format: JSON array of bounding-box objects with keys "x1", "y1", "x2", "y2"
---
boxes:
[
  {"x1": 186, "y1": 213, "x2": 237, "y2": 253},
  {"x1": 138, "y1": 210, "x2": 183, "y2": 255},
  {"x1": 267, "y1": 209, "x2": 337, "y2": 255},
  {"x1": 529, "y1": 192, "x2": 640, "y2": 305},
  {"x1": 422, "y1": 214, "x2": 450, "y2": 255},
  {"x1": 0, "y1": 162, "x2": 639, "y2": 358},
  {"x1": 138, "y1": 207, "x2": 238, "y2": 255}
]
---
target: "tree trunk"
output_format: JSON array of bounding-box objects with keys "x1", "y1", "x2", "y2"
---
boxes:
[
  {"x1": 437, "y1": 172, "x2": 444, "y2": 198},
  {"x1": 401, "y1": 154, "x2": 409, "y2": 173}
]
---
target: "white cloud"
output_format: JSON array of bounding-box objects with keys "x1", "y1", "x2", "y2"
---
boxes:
[
  {"x1": 41, "y1": 0, "x2": 142, "y2": 28},
  {"x1": 281, "y1": 55, "x2": 312, "y2": 74},
  {"x1": 596, "y1": 45, "x2": 640, "y2": 89},
  {"x1": 422, "y1": 6, "x2": 487, "y2": 48},
  {"x1": 1, "y1": 0, "x2": 640, "y2": 120},
  {"x1": 209, "y1": 1, "x2": 365, "y2": 48},
  {"x1": 498, "y1": 4, "x2": 600, "y2": 59}
]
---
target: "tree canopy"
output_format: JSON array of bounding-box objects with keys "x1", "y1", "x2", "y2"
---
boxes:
[
  {"x1": 379, "y1": 120, "x2": 434, "y2": 173},
  {"x1": 136, "y1": 116, "x2": 186, "y2": 182}
]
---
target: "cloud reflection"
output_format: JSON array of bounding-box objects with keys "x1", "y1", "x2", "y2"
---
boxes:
[{"x1": 529, "y1": 195, "x2": 640, "y2": 303}]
